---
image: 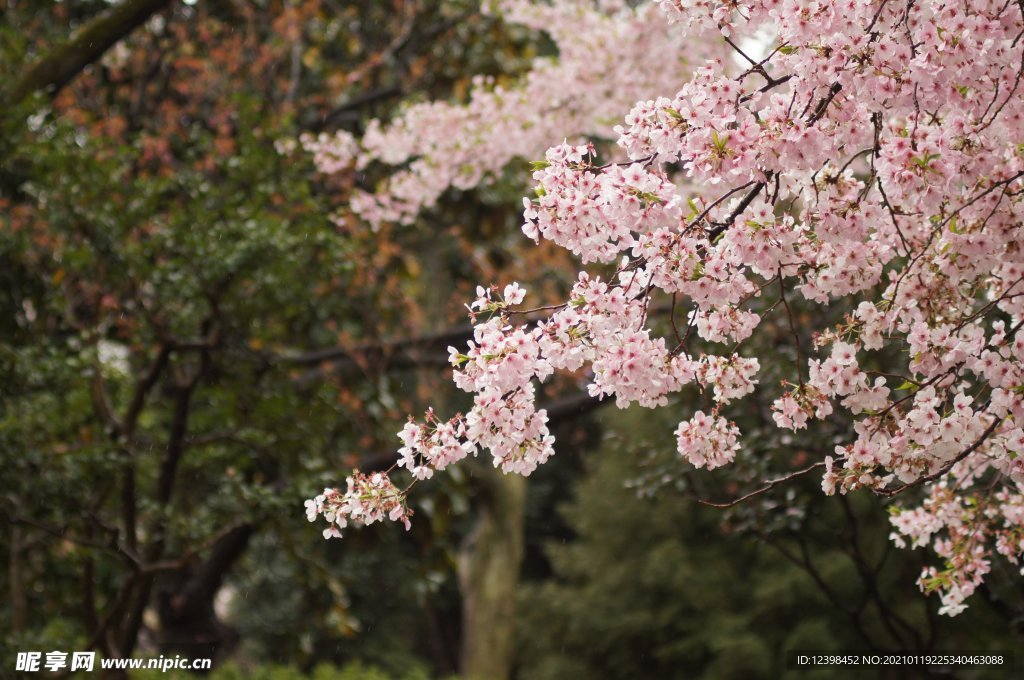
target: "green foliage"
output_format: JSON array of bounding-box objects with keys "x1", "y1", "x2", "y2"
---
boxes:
[
  {"x1": 130, "y1": 660, "x2": 435, "y2": 680},
  {"x1": 0, "y1": 2, "x2": 546, "y2": 675},
  {"x1": 516, "y1": 407, "x2": 1020, "y2": 680}
]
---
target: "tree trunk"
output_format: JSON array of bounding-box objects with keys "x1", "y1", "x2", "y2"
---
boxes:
[
  {"x1": 156, "y1": 524, "x2": 255, "y2": 666},
  {"x1": 457, "y1": 466, "x2": 526, "y2": 680}
]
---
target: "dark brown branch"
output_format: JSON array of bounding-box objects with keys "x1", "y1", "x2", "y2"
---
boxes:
[
  {"x1": 82, "y1": 554, "x2": 103, "y2": 653},
  {"x1": 121, "y1": 345, "x2": 171, "y2": 552},
  {"x1": 283, "y1": 323, "x2": 474, "y2": 367},
  {"x1": 778, "y1": 270, "x2": 805, "y2": 386},
  {"x1": 838, "y1": 495, "x2": 923, "y2": 650},
  {"x1": 544, "y1": 391, "x2": 604, "y2": 425},
  {"x1": 159, "y1": 523, "x2": 255, "y2": 622},
  {"x1": 6, "y1": 0, "x2": 174, "y2": 107},
  {"x1": 875, "y1": 413, "x2": 1003, "y2": 497},
  {"x1": 310, "y1": 86, "x2": 403, "y2": 131},
  {"x1": 761, "y1": 527, "x2": 880, "y2": 648},
  {"x1": 689, "y1": 180, "x2": 757, "y2": 230},
  {"x1": 91, "y1": 577, "x2": 139, "y2": 657},
  {"x1": 286, "y1": 324, "x2": 475, "y2": 386},
  {"x1": 123, "y1": 345, "x2": 172, "y2": 437},
  {"x1": 807, "y1": 82, "x2": 844, "y2": 125},
  {"x1": 706, "y1": 180, "x2": 765, "y2": 241},
  {"x1": 121, "y1": 341, "x2": 209, "y2": 656},
  {"x1": 697, "y1": 460, "x2": 826, "y2": 508},
  {"x1": 4, "y1": 510, "x2": 138, "y2": 563}
]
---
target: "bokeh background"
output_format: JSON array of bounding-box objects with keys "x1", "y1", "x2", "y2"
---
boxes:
[{"x1": 1, "y1": 1, "x2": 1022, "y2": 679}]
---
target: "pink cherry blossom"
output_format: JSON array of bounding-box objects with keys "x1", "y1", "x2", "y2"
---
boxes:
[{"x1": 306, "y1": 0, "x2": 1024, "y2": 617}]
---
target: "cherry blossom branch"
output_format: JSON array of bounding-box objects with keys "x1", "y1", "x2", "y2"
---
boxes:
[
  {"x1": 697, "y1": 459, "x2": 828, "y2": 508},
  {"x1": 875, "y1": 413, "x2": 1004, "y2": 498},
  {"x1": 778, "y1": 270, "x2": 806, "y2": 387}
]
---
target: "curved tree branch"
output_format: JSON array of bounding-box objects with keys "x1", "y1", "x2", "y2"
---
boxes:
[{"x1": 6, "y1": 0, "x2": 173, "y2": 107}]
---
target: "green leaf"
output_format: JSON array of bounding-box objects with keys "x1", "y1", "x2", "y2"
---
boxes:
[
  {"x1": 711, "y1": 129, "x2": 729, "y2": 154},
  {"x1": 662, "y1": 106, "x2": 684, "y2": 120}
]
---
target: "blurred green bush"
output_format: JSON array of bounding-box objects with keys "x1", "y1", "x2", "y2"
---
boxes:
[{"x1": 130, "y1": 660, "x2": 441, "y2": 680}]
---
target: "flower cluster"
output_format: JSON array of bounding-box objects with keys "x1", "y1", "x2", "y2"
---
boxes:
[
  {"x1": 307, "y1": 0, "x2": 1024, "y2": 616},
  {"x1": 675, "y1": 411, "x2": 741, "y2": 470},
  {"x1": 297, "y1": 0, "x2": 722, "y2": 228},
  {"x1": 305, "y1": 471, "x2": 412, "y2": 539},
  {"x1": 890, "y1": 480, "x2": 1024, "y2": 616}
]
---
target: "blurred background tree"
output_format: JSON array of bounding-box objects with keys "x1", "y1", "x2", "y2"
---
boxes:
[
  {"x1": 516, "y1": 407, "x2": 1021, "y2": 680},
  {"x1": 1, "y1": 1, "x2": 556, "y2": 677},
  {"x1": 1, "y1": 2, "x2": 1021, "y2": 680}
]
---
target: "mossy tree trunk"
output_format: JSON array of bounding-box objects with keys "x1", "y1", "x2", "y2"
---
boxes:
[{"x1": 457, "y1": 464, "x2": 527, "y2": 680}]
